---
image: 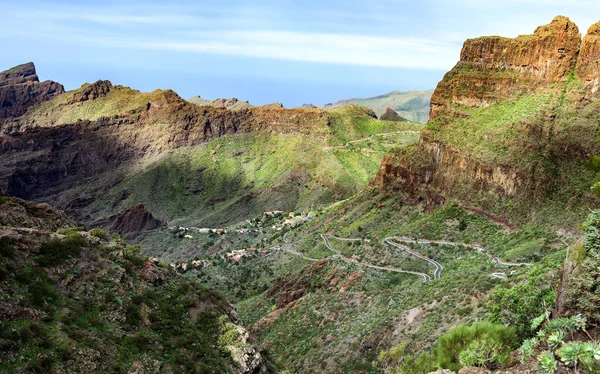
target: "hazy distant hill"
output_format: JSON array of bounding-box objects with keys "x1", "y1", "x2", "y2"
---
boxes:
[{"x1": 324, "y1": 89, "x2": 434, "y2": 123}]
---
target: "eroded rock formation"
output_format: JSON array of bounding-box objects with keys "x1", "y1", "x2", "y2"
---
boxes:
[
  {"x1": 374, "y1": 16, "x2": 600, "y2": 225},
  {"x1": 0, "y1": 62, "x2": 64, "y2": 120}
]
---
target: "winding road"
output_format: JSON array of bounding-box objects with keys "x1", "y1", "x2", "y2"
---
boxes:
[
  {"x1": 384, "y1": 238, "x2": 443, "y2": 279},
  {"x1": 275, "y1": 232, "x2": 531, "y2": 283},
  {"x1": 392, "y1": 237, "x2": 532, "y2": 267},
  {"x1": 321, "y1": 234, "x2": 431, "y2": 282}
]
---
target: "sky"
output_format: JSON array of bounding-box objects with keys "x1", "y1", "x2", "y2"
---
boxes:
[{"x1": 1, "y1": 1, "x2": 600, "y2": 107}]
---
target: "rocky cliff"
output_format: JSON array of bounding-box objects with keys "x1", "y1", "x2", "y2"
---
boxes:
[
  {"x1": 374, "y1": 16, "x2": 600, "y2": 227},
  {"x1": 0, "y1": 62, "x2": 64, "y2": 120},
  {"x1": 0, "y1": 84, "x2": 328, "y2": 205},
  {"x1": 430, "y1": 16, "x2": 580, "y2": 120}
]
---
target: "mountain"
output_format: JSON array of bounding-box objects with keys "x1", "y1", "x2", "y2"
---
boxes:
[
  {"x1": 188, "y1": 95, "x2": 253, "y2": 110},
  {"x1": 0, "y1": 64, "x2": 423, "y2": 231},
  {"x1": 216, "y1": 16, "x2": 600, "y2": 373},
  {"x1": 324, "y1": 89, "x2": 434, "y2": 124},
  {"x1": 374, "y1": 16, "x2": 600, "y2": 231},
  {"x1": 3, "y1": 15, "x2": 600, "y2": 374},
  {"x1": 0, "y1": 62, "x2": 64, "y2": 120},
  {"x1": 0, "y1": 193, "x2": 267, "y2": 373}
]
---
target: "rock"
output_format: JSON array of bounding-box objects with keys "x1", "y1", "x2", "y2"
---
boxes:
[
  {"x1": 221, "y1": 324, "x2": 268, "y2": 374},
  {"x1": 0, "y1": 62, "x2": 64, "y2": 120},
  {"x1": 262, "y1": 102, "x2": 284, "y2": 109},
  {"x1": 128, "y1": 356, "x2": 162, "y2": 374},
  {"x1": 379, "y1": 107, "x2": 407, "y2": 122},
  {"x1": 430, "y1": 16, "x2": 581, "y2": 120},
  {"x1": 373, "y1": 16, "x2": 600, "y2": 224},
  {"x1": 427, "y1": 370, "x2": 455, "y2": 374},
  {"x1": 458, "y1": 368, "x2": 491, "y2": 374},
  {"x1": 67, "y1": 80, "x2": 112, "y2": 104},
  {"x1": 577, "y1": 21, "x2": 600, "y2": 93},
  {"x1": 100, "y1": 204, "x2": 163, "y2": 238}
]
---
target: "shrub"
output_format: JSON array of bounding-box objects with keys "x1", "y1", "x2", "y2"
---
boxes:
[
  {"x1": 88, "y1": 228, "x2": 107, "y2": 240},
  {"x1": 583, "y1": 210, "x2": 600, "y2": 254},
  {"x1": 56, "y1": 226, "x2": 85, "y2": 235},
  {"x1": 487, "y1": 280, "x2": 555, "y2": 339},
  {"x1": 567, "y1": 252, "x2": 600, "y2": 322},
  {"x1": 37, "y1": 233, "x2": 86, "y2": 266},
  {"x1": 0, "y1": 236, "x2": 16, "y2": 258},
  {"x1": 437, "y1": 322, "x2": 517, "y2": 371}
]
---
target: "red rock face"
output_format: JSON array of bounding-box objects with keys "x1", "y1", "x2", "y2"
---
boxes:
[
  {"x1": 96, "y1": 204, "x2": 163, "y2": 238},
  {"x1": 577, "y1": 21, "x2": 600, "y2": 93},
  {"x1": 430, "y1": 16, "x2": 581, "y2": 120},
  {"x1": 0, "y1": 62, "x2": 64, "y2": 120},
  {"x1": 374, "y1": 16, "x2": 600, "y2": 225}
]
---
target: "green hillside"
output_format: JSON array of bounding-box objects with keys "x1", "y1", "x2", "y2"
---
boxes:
[
  {"x1": 325, "y1": 90, "x2": 434, "y2": 124},
  {"x1": 79, "y1": 106, "x2": 422, "y2": 227}
]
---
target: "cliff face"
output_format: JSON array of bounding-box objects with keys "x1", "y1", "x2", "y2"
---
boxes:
[
  {"x1": 430, "y1": 16, "x2": 580, "y2": 120},
  {"x1": 577, "y1": 21, "x2": 600, "y2": 93},
  {"x1": 375, "y1": 16, "x2": 600, "y2": 226},
  {"x1": 0, "y1": 62, "x2": 64, "y2": 120}
]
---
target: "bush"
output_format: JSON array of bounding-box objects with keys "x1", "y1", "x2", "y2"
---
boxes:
[
  {"x1": 568, "y1": 253, "x2": 600, "y2": 322},
  {"x1": 88, "y1": 228, "x2": 107, "y2": 240},
  {"x1": 583, "y1": 210, "x2": 600, "y2": 254},
  {"x1": 37, "y1": 233, "x2": 87, "y2": 266},
  {"x1": 487, "y1": 280, "x2": 555, "y2": 339},
  {"x1": 437, "y1": 322, "x2": 517, "y2": 371},
  {"x1": 56, "y1": 226, "x2": 85, "y2": 235},
  {"x1": 0, "y1": 236, "x2": 16, "y2": 258}
]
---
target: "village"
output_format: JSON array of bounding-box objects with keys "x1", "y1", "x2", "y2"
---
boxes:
[{"x1": 163, "y1": 210, "x2": 313, "y2": 272}]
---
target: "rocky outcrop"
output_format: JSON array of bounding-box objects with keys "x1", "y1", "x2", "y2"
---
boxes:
[
  {"x1": 577, "y1": 21, "x2": 600, "y2": 93},
  {"x1": 430, "y1": 16, "x2": 580, "y2": 120},
  {"x1": 97, "y1": 204, "x2": 163, "y2": 238},
  {"x1": 374, "y1": 16, "x2": 600, "y2": 225},
  {"x1": 0, "y1": 88, "x2": 329, "y2": 212},
  {"x1": 188, "y1": 95, "x2": 253, "y2": 110},
  {"x1": 67, "y1": 80, "x2": 112, "y2": 104},
  {"x1": 379, "y1": 107, "x2": 407, "y2": 122},
  {"x1": 0, "y1": 195, "x2": 74, "y2": 231},
  {"x1": 0, "y1": 62, "x2": 64, "y2": 120}
]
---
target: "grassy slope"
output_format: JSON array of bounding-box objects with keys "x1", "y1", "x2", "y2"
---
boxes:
[
  {"x1": 20, "y1": 84, "x2": 166, "y2": 126},
  {"x1": 237, "y1": 191, "x2": 565, "y2": 373},
  {"x1": 75, "y1": 106, "x2": 423, "y2": 227},
  {"x1": 326, "y1": 90, "x2": 434, "y2": 124}
]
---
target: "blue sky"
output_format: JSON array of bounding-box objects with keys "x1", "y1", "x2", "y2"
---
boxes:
[{"x1": 1, "y1": 1, "x2": 600, "y2": 107}]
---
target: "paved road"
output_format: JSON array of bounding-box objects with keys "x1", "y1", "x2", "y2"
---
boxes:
[
  {"x1": 323, "y1": 131, "x2": 421, "y2": 151},
  {"x1": 392, "y1": 237, "x2": 532, "y2": 267},
  {"x1": 385, "y1": 238, "x2": 443, "y2": 280},
  {"x1": 321, "y1": 234, "x2": 430, "y2": 282},
  {"x1": 491, "y1": 272, "x2": 508, "y2": 280}
]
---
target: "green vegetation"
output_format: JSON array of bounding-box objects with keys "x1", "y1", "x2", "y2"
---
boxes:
[
  {"x1": 35, "y1": 232, "x2": 87, "y2": 266},
  {"x1": 0, "y1": 225, "x2": 258, "y2": 373},
  {"x1": 80, "y1": 111, "x2": 421, "y2": 227},
  {"x1": 88, "y1": 227, "x2": 107, "y2": 239},
  {"x1": 20, "y1": 85, "x2": 167, "y2": 126},
  {"x1": 326, "y1": 90, "x2": 434, "y2": 123},
  {"x1": 437, "y1": 322, "x2": 517, "y2": 370}
]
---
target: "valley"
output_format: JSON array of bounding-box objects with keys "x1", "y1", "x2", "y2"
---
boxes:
[{"x1": 2, "y1": 13, "x2": 600, "y2": 374}]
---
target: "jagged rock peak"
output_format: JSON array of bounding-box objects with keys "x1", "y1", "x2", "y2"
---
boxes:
[
  {"x1": 379, "y1": 107, "x2": 407, "y2": 122},
  {"x1": 430, "y1": 16, "x2": 582, "y2": 120},
  {"x1": 0, "y1": 62, "x2": 39, "y2": 87},
  {"x1": 0, "y1": 62, "x2": 64, "y2": 120},
  {"x1": 578, "y1": 20, "x2": 600, "y2": 93},
  {"x1": 67, "y1": 80, "x2": 113, "y2": 104}
]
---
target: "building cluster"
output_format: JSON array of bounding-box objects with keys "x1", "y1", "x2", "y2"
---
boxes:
[{"x1": 225, "y1": 247, "x2": 269, "y2": 262}]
